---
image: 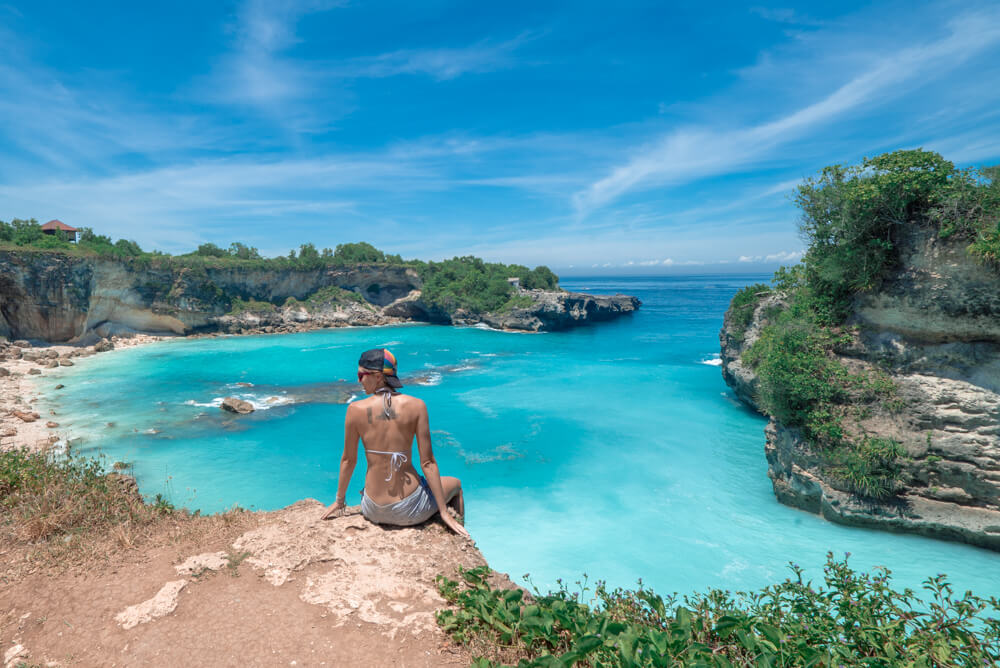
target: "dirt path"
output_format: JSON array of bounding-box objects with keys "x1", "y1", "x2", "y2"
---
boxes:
[{"x1": 1, "y1": 501, "x2": 479, "y2": 667}]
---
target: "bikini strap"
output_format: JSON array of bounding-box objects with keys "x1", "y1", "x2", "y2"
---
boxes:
[
  {"x1": 365, "y1": 449, "x2": 408, "y2": 482},
  {"x1": 375, "y1": 387, "x2": 394, "y2": 418}
]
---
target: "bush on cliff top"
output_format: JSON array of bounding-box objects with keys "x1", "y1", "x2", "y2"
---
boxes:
[
  {"x1": 794, "y1": 150, "x2": 999, "y2": 323},
  {"x1": 417, "y1": 257, "x2": 559, "y2": 314},
  {"x1": 437, "y1": 556, "x2": 1000, "y2": 667}
]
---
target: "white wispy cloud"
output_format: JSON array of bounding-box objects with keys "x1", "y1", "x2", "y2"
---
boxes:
[
  {"x1": 572, "y1": 8, "x2": 1000, "y2": 215},
  {"x1": 196, "y1": 0, "x2": 344, "y2": 113},
  {"x1": 336, "y1": 32, "x2": 537, "y2": 80},
  {"x1": 739, "y1": 250, "x2": 803, "y2": 263},
  {"x1": 749, "y1": 7, "x2": 826, "y2": 28}
]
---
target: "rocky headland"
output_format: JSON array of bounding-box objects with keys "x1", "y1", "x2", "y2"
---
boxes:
[
  {"x1": 0, "y1": 250, "x2": 639, "y2": 343},
  {"x1": 721, "y1": 224, "x2": 1000, "y2": 551}
]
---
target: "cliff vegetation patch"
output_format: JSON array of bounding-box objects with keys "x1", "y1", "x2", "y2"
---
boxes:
[
  {"x1": 437, "y1": 556, "x2": 1000, "y2": 667},
  {"x1": 793, "y1": 150, "x2": 999, "y2": 323},
  {"x1": 731, "y1": 149, "x2": 1000, "y2": 501},
  {"x1": 0, "y1": 225, "x2": 563, "y2": 318}
]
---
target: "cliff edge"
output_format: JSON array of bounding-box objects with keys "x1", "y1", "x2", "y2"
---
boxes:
[{"x1": 1, "y1": 500, "x2": 504, "y2": 667}]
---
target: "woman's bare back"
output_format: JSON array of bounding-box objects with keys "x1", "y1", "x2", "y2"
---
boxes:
[{"x1": 350, "y1": 392, "x2": 425, "y2": 504}]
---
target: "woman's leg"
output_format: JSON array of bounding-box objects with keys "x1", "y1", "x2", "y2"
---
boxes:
[{"x1": 440, "y1": 476, "x2": 465, "y2": 517}]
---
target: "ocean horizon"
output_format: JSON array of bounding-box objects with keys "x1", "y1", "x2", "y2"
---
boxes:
[{"x1": 37, "y1": 274, "x2": 1000, "y2": 599}]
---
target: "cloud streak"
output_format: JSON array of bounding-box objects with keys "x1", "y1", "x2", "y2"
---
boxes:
[{"x1": 573, "y1": 8, "x2": 1000, "y2": 215}]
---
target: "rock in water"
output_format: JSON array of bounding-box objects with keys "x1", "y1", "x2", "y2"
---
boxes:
[
  {"x1": 94, "y1": 339, "x2": 115, "y2": 352},
  {"x1": 221, "y1": 397, "x2": 255, "y2": 414}
]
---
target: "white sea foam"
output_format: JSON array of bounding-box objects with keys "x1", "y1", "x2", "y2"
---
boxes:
[
  {"x1": 452, "y1": 364, "x2": 476, "y2": 372},
  {"x1": 417, "y1": 372, "x2": 442, "y2": 386},
  {"x1": 346, "y1": 393, "x2": 360, "y2": 404},
  {"x1": 184, "y1": 394, "x2": 293, "y2": 411},
  {"x1": 699, "y1": 354, "x2": 722, "y2": 366},
  {"x1": 377, "y1": 340, "x2": 402, "y2": 347},
  {"x1": 184, "y1": 398, "x2": 223, "y2": 408}
]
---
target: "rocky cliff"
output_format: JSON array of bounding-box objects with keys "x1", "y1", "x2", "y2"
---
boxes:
[
  {"x1": 0, "y1": 250, "x2": 639, "y2": 342},
  {"x1": 720, "y1": 225, "x2": 1000, "y2": 550}
]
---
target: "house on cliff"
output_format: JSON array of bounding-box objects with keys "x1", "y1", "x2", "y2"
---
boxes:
[{"x1": 41, "y1": 219, "x2": 78, "y2": 242}]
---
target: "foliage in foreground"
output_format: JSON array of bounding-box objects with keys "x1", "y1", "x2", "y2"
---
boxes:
[
  {"x1": 437, "y1": 556, "x2": 1000, "y2": 667},
  {"x1": 0, "y1": 448, "x2": 173, "y2": 544}
]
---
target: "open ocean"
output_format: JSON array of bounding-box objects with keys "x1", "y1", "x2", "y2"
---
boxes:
[{"x1": 36, "y1": 275, "x2": 1000, "y2": 599}]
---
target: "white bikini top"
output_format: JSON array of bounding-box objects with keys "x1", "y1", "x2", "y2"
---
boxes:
[{"x1": 367, "y1": 388, "x2": 406, "y2": 481}]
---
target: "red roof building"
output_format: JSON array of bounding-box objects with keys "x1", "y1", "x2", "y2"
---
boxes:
[{"x1": 41, "y1": 219, "x2": 79, "y2": 241}]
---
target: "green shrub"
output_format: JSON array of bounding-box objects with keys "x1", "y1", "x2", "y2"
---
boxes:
[
  {"x1": 742, "y1": 316, "x2": 848, "y2": 433},
  {"x1": 727, "y1": 283, "x2": 771, "y2": 336},
  {"x1": 499, "y1": 294, "x2": 535, "y2": 313},
  {"x1": 968, "y1": 222, "x2": 1000, "y2": 268},
  {"x1": 418, "y1": 257, "x2": 559, "y2": 314},
  {"x1": 300, "y1": 286, "x2": 366, "y2": 309},
  {"x1": 827, "y1": 436, "x2": 905, "y2": 499},
  {"x1": 931, "y1": 165, "x2": 1000, "y2": 240},
  {"x1": 227, "y1": 297, "x2": 276, "y2": 315},
  {"x1": 437, "y1": 555, "x2": 1000, "y2": 667},
  {"x1": 796, "y1": 150, "x2": 955, "y2": 323}
]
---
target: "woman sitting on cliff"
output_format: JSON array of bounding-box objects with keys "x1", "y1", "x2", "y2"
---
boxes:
[{"x1": 321, "y1": 348, "x2": 469, "y2": 537}]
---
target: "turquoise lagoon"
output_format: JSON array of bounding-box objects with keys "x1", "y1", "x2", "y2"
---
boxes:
[{"x1": 36, "y1": 275, "x2": 1000, "y2": 598}]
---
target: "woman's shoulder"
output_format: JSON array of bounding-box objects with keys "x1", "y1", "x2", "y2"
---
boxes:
[{"x1": 394, "y1": 393, "x2": 426, "y2": 410}]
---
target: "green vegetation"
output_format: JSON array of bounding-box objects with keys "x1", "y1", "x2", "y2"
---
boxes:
[
  {"x1": 0, "y1": 222, "x2": 562, "y2": 316},
  {"x1": 499, "y1": 294, "x2": 536, "y2": 313},
  {"x1": 287, "y1": 285, "x2": 368, "y2": 312},
  {"x1": 793, "y1": 150, "x2": 999, "y2": 323},
  {"x1": 0, "y1": 448, "x2": 172, "y2": 545},
  {"x1": 727, "y1": 283, "x2": 771, "y2": 339},
  {"x1": 730, "y1": 150, "x2": 1000, "y2": 500},
  {"x1": 418, "y1": 257, "x2": 559, "y2": 313},
  {"x1": 438, "y1": 556, "x2": 999, "y2": 667},
  {"x1": 227, "y1": 297, "x2": 277, "y2": 315}
]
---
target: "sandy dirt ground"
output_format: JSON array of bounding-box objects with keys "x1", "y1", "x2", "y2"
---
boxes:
[{"x1": 1, "y1": 502, "x2": 483, "y2": 667}]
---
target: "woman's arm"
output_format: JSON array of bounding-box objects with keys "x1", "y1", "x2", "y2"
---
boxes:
[
  {"x1": 416, "y1": 402, "x2": 470, "y2": 538},
  {"x1": 322, "y1": 404, "x2": 360, "y2": 519}
]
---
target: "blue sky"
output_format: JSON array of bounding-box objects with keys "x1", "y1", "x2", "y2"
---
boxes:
[{"x1": 1, "y1": 1, "x2": 999, "y2": 274}]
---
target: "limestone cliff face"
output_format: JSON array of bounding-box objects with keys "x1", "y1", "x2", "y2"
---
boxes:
[
  {"x1": 720, "y1": 226, "x2": 1000, "y2": 550},
  {"x1": 0, "y1": 251, "x2": 639, "y2": 341}
]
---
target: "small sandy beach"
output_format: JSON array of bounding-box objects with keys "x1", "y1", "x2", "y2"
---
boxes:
[{"x1": 0, "y1": 334, "x2": 166, "y2": 455}]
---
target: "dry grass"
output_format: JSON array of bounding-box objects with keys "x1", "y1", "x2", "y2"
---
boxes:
[{"x1": 0, "y1": 447, "x2": 262, "y2": 578}]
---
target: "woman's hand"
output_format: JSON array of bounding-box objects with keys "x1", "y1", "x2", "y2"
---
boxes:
[
  {"x1": 442, "y1": 512, "x2": 471, "y2": 538},
  {"x1": 321, "y1": 500, "x2": 345, "y2": 520}
]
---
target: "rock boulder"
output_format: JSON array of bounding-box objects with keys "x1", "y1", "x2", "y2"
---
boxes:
[{"x1": 221, "y1": 397, "x2": 255, "y2": 414}]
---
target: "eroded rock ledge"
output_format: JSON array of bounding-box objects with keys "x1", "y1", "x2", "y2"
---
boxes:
[
  {"x1": 720, "y1": 226, "x2": 1000, "y2": 551},
  {"x1": 0, "y1": 251, "x2": 640, "y2": 342}
]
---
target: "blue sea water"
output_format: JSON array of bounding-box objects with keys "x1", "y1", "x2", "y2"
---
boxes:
[{"x1": 36, "y1": 275, "x2": 1000, "y2": 599}]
